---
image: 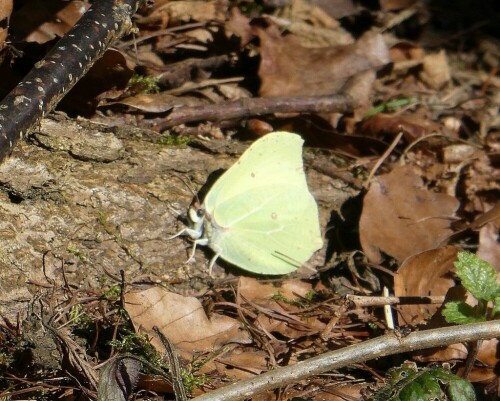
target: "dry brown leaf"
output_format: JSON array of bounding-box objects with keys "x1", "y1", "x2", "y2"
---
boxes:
[
  {"x1": 359, "y1": 113, "x2": 440, "y2": 141},
  {"x1": 0, "y1": 0, "x2": 12, "y2": 46},
  {"x1": 238, "y1": 276, "x2": 312, "y2": 301},
  {"x1": 380, "y1": 0, "x2": 418, "y2": 11},
  {"x1": 257, "y1": 27, "x2": 389, "y2": 100},
  {"x1": 459, "y1": 365, "x2": 497, "y2": 384},
  {"x1": 274, "y1": 0, "x2": 353, "y2": 48},
  {"x1": 150, "y1": 0, "x2": 227, "y2": 26},
  {"x1": 394, "y1": 246, "x2": 458, "y2": 325},
  {"x1": 224, "y1": 7, "x2": 253, "y2": 46},
  {"x1": 11, "y1": 0, "x2": 89, "y2": 43},
  {"x1": 419, "y1": 50, "x2": 451, "y2": 89},
  {"x1": 104, "y1": 93, "x2": 205, "y2": 113},
  {"x1": 417, "y1": 339, "x2": 500, "y2": 382},
  {"x1": 463, "y1": 156, "x2": 500, "y2": 214},
  {"x1": 60, "y1": 49, "x2": 134, "y2": 115},
  {"x1": 442, "y1": 143, "x2": 484, "y2": 163},
  {"x1": 309, "y1": 382, "x2": 365, "y2": 401},
  {"x1": 311, "y1": 0, "x2": 357, "y2": 20},
  {"x1": 360, "y1": 164, "x2": 459, "y2": 263},
  {"x1": 282, "y1": 0, "x2": 341, "y2": 30},
  {"x1": 124, "y1": 287, "x2": 251, "y2": 359},
  {"x1": 238, "y1": 277, "x2": 325, "y2": 339},
  {"x1": 214, "y1": 348, "x2": 270, "y2": 380},
  {"x1": 477, "y1": 220, "x2": 500, "y2": 272},
  {"x1": 389, "y1": 42, "x2": 425, "y2": 63}
]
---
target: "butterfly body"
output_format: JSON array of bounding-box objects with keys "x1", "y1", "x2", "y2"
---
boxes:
[{"x1": 175, "y1": 131, "x2": 323, "y2": 275}]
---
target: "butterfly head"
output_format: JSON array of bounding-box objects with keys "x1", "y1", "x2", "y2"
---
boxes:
[{"x1": 188, "y1": 198, "x2": 207, "y2": 233}]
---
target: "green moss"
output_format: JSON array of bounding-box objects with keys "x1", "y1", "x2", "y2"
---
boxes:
[
  {"x1": 127, "y1": 75, "x2": 160, "y2": 94},
  {"x1": 158, "y1": 134, "x2": 191, "y2": 146}
]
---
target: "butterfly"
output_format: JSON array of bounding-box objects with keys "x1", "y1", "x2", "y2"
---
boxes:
[{"x1": 171, "y1": 131, "x2": 323, "y2": 275}]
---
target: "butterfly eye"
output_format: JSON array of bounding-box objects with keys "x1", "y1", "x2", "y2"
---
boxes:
[{"x1": 188, "y1": 204, "x2": 206, "y2": 224}]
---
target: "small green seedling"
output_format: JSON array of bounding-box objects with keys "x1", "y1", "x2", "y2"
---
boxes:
[
  {"x1": 363, "y1": 97, "x2": 418, "y2": 118},
  {"x1": 442, "y1": 251, "x2": 500, "y2": 324}
]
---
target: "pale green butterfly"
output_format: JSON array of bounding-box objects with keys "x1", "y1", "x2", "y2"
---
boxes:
[{"x1": 172, "y1": 131, "x2": 323, "y2": 275}]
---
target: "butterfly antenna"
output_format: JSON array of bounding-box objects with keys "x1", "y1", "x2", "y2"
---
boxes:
[{"x1": 170, "y1": 173, "x2": 200, "y2": 205}]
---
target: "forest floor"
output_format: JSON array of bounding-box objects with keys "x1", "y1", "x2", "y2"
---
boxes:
[{"x1": 0, "y1": 1, "x2": 498, "y2": 400}]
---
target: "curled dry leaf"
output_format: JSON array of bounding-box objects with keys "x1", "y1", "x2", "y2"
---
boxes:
[
  {"x1": 360, "y1": 164, "x2": 459, "y2": 263},
  {"x1": 124, "y1": 287, "x2": 251, "y2": 360},
  {"x1": 97, "y1": 356, "x2": 141, "y2": 401},
  {"x1": 394, "y1": 246, "x2": 458, "y2": 325},
  {"x1": 257, "y1": 27, "x2": 389, "y2": 100}
]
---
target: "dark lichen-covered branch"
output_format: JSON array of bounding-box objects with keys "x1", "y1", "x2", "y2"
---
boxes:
[{"x1": 0, "y1": 0, "x2": 145, "y2": 163}]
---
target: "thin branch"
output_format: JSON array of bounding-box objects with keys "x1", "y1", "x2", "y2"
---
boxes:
[
  {"x1": 0, "y1": 0, "x2": 145, "y2": 163},
  {"x1": 365, "y1": 131, "x2": 403, "y2": 188},
  {"x1": 346, "y1": 294, "x2": 445, "y2": 307},
  {"x1": 156, "y1": 95, "x2": 354, "y2": 130},
  {"x1": 191, "y1": 320, "x2": 500, "y2": 401}
]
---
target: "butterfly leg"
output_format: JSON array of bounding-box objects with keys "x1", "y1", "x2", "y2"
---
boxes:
[
  {"x1": 187, "y1": 238, "x2": 209, "y2": 263},
  {"x1": 167, "y1": 227, "x2": 187, "y2": 240},
  {"x1": 168, "y1": 226, "x2": 203, "y2": 241},
  {"x1": 207, "y1": 244, "x2": 222, "y2": 276}
]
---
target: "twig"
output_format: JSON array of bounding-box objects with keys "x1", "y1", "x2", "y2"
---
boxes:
[
  {"x1": 156, "y1": 95, "x2": 354, "y2": 130},
  {"x1": 153, "y1": 326, "x2": 188, "y2": 401},
  {"x1": 0, "y1": 0, "x2": 146, "y2": 163},
  {"x1": 191, "y1": 320, "x2": 500, "y2": 401},
  {"x1": 346, "y1": 294, "x2": 445, "y2": 307},
  {"x1": 43, "y1": 317, "x2": 99, "y2": 392},
  {"x1": 364, "y1": 131, "x2": 403, "y2": 188}
]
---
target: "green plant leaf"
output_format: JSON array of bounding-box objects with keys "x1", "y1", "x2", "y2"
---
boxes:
[
  {"x1": 492, "y1": 295, "x2": 500, "y2": 317},
  {"x1": 399, "y1": 381, "x2": 426, "y2": 401},
  {"x1": 362, "y1": 362, "x2": 476, "y2": 401},
  {"x1": 442, "y1": 302, "x2": 485, "y2": 324},
  {"x1": 447, "y1": 379, "x2": 476, "y2": 401},
  {"x1": 419, "y1": 371, "x2": 444, "y2": 399},
  {"x1": 454, "y1": 252, "x2": 499, "y2": 301}
]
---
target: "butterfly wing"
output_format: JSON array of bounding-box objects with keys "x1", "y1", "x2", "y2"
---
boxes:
[{"x1": 203, "y1": 131, "x2": 323, "y2": 274}]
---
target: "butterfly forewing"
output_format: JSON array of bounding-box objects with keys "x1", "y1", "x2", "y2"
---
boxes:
[{"x1": 204, "y1": 132, "x2": 305, "y2": 214}]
